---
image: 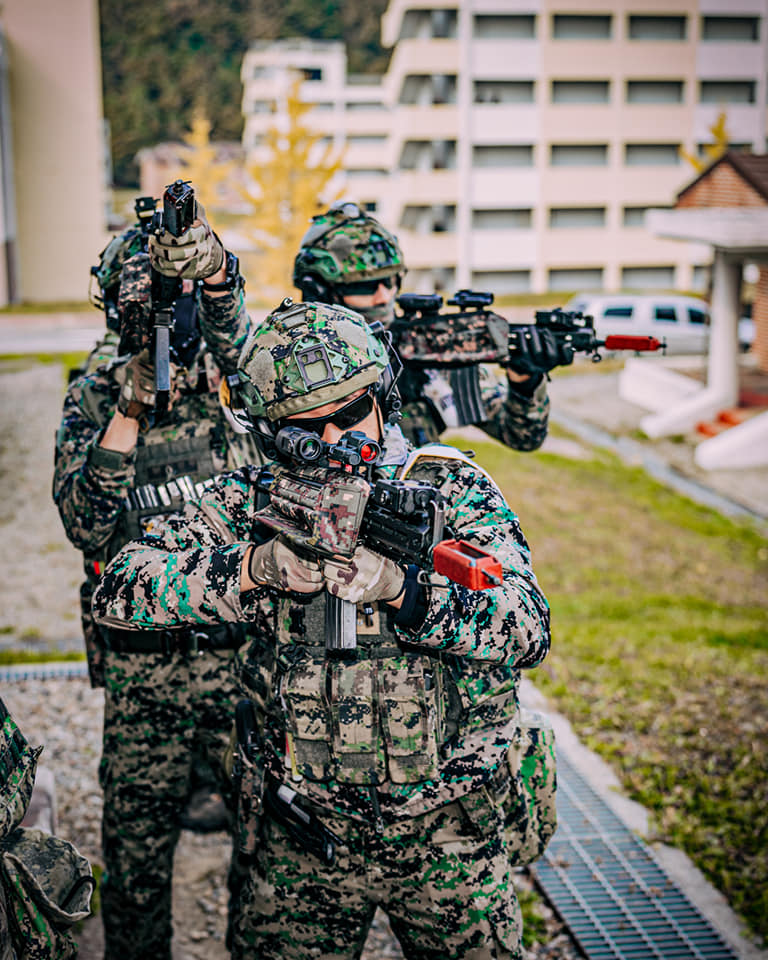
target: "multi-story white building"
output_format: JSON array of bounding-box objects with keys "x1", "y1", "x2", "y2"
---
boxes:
[{"x1": 241, "y1": 0, "x2": 768, "y2": 297}]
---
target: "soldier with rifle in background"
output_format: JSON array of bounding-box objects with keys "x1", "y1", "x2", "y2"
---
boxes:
[
  {"x1": 291, "y1": 200, "x2": 574, "y2": 450},
  {"x1": 52, "y1": 181, "x2": 260, "y2": 960},
  {"x1": 91, "y1": 298, "x2": 552, "y2": 959}
]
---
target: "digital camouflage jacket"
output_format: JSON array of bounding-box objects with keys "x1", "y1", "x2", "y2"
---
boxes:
[{"x1": 91, "y1": 429, "x2": 551, "y2": 824}]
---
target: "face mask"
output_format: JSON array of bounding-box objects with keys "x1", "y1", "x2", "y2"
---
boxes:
[{"x1": 356, "y1": 301, "x2": 396, "y2": 328}]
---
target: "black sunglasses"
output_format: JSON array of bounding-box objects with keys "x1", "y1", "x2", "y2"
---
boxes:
[
  {"x1": 337, "y1": 276, "x2": 396, "y2": 297},
  {"x1": 278, "y1": 387, "x2": 376, "y2": 437}
]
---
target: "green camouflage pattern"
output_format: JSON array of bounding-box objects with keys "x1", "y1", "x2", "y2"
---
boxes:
[
  {"x1": 237, "y1": 299, "x2": 389, "y2": 421},
  {"x1": 1, "y1": 828, "x2": 93, "y2": 960},
  {"x1": 92, "y1": 432, "x2": 550, "y2": 804},
  {"x1": 97, "y1": 648, "x2": 242, "y2": 957},
  {"x1": 293, "y1": 204, "x2": 404, "y2": 288},
  {"x1": 91, "y1": 427, "x2": 548, "y2": 955},
  {"x1": 232, "y1": 783, "x2": 523, "y2": 959},
  {"x1": 504, "y1": 708, "x2": 557, "y2": 866},
  {"x1": 52, "y1": 279, "x2": 259, "y2": 958},
  {"x1": 1, "y1": 699, "x2": 93, "y2": 959}
]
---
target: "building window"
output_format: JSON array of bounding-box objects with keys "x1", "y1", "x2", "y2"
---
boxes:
[
  {"x1": 700, "y1": 81, "x2": 756, "y2": 104},
  {"x1": 301, "y1": 67, "x2": 322, "y2": 82},
  {"x1": 551, "y1": 144, "x2": 608, "y2": 166},
  {"x1": 474, "y1": 14, "x2": 536, "y2": 39},
  {"x1": 625, "y1": 144, "x2": 680, "y2": 165},
  {"x1": 549, "y1": 208, "x2": 606, "y2": 228},
  {"x1": 701, "y1": 17, "x2": 759, "y2": 42},
  {"x1": 346, "y1": 101, "x2": 386, "y2": 111},
  {"x1": 473, "y1": 209, "x2": 532, "y2": 229},
  {"x1": 621, "y1": 266, "x2": 676, "y2": 289},
  {"x1": 626, "y1": 81, "x2": 684, "y2": 104},
  {"x1": 623, "y1": 206, "x2": 647, "y2": 227},
  {"x1": 548, "y1": 268, "x2": 604, "y2": 291},
  {"x1": 400, "y1": 140, "x2": 457, "y2": 170},
  {"x1": 346, "y1": 135, "x2": 387, "y2": 146},
  {"x1": 345, "y1": 168, "x2": 388, "y2": 179},
  {"x1": 691, "y1": 265, "x2": 710, "y2": 291},
  {"x1": 628, "y1": 15, "x2": 686, "y2": 40},
  {"x1": 250, "y1": 100, "x2": 275, "y2": 114},
  {"x1": 551, "y1": 80, "x2": 610, "y2": 104},
  {"x1": 552, "y1": 15, "x2": 611, "y2": 40},
  {"x1": 473, "y1": 145, "x2": 534, "y2": 167},
  {"x1": 401, "y1": 205, "x2": 456, "y2": 232},
  {"x1": 472, "y1": 270, "x2": 531, "y2": 294},
  {"x1": 363, "y1": 201, "x2": 378, "y2": 213},
  {"x1": 400, "y1": 9, "x2": 457, "y2": 40},
  {"x1": 400, "y1": 74, "x2": 457, "y2": 105},
  {"x1": 474, "y1": 80, "x2": 534, "y2": 104}
]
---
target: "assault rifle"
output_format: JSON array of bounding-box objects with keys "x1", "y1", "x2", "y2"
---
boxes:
[
  {"x1": 392, "y1": 289, "x2": 665, "y2": 370},
  {"x1": 150, "y1": 179, "x2": 196, "y2": 410},
  {"x1": 254, "y1": 427, "x2": 502, "y2": 652}
]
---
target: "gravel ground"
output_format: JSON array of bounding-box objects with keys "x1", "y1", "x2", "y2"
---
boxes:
[{"x1": 0, "y1": 358, "x2": 582, "y2": 958}]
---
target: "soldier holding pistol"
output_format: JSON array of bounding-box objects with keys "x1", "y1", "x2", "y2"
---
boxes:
[
  {"x1": 91, "y1": 299, "x2": 551, "y2": 959},
  {"x1": 53, "y1": 194, "x2": 258, "y2": 959}
]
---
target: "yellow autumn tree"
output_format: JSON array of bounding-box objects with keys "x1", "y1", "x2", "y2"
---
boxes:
[
  {"x1": 239, "y1": 76, "x2": 346, "y2": 303},
  {"x1": 164, "y1": 108, "x2": 238, "y2": 214},
  {"x1": 680, "y1": 112, "x2": 731, "y2": 172}
]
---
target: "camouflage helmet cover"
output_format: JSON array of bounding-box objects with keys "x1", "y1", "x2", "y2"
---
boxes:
[
  {"x1": 94, "y1": 225, "x2": 146, "y2": 295},
  {"x1": 292, "y1": 201, "x2": 405, "y2": 290},
  {"x1": 237, "y1": 299, "x2": 389, "y2": 422}
]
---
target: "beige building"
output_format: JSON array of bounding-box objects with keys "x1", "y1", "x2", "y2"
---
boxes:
[
  {"x1": 0, "y1": 0, "x2": 107, "y2": 305},
  {"x1": 241, "y1": 0, "x2": 768, "y2": 297}
]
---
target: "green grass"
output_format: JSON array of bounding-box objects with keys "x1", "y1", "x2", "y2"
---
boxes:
[
  {"x1": 0, "y1": 301, "x2": 91, "y2": 314},
  {"x1": 0, "y1": 649, "x2": 85, "y2": 666},
  {"x1": 457, "y1": 437, "x2": 768, "y2": 945}
]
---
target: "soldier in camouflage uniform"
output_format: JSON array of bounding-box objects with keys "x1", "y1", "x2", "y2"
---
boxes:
[
  {"x1": 91, "y1": 300, "x2": 551, "y2": 959},
  {"x1": 292, "y1": 200, "x2": 572, "y2": 450},
  {"x1": 53, "y1": 201, "x2": 260, "y2": 960}
]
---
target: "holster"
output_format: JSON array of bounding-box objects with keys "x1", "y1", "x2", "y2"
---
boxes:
[{"x1": 232, "y1": 700, "x2": 266, "y2": 859}]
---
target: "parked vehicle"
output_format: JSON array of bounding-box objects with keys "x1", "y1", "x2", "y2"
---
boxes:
[{"x1": 564, "y1": 293, "x2": 754, "y2": 355}]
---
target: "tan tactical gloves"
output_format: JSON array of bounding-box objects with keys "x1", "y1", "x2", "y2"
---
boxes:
[
  {"x1": 148, "y1": 202, "x2": 224, "y2": 281},
  {"x1": 248, "y1": 540, "x2": 406, "y2": 605},
  {"x1": 248, "y1": 539, "x2": 324, "y2": 594},
  {"x1": 324, "y1": 546, "x2": 406, "y2": 605},
  {"x1": 117, "y1": 349, "x2": 156, "y2": 419}
]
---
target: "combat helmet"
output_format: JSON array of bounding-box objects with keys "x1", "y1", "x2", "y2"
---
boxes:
[
  {"x1": 89, "y1": 197, "x2": 156, "y2": 331},
  {"x1": 292, "y1": 201, "x2": 405, "y2": 308},
  {"x1": 231, "y1": 298, "x2": 401, "y2": 455}
]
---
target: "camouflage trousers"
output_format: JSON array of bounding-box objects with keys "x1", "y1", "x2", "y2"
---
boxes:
[
  {"x1": 232, "y1": 783, "x2": 523, "y2": 960},
  {"x1": 99, "y1": 647, "x2": 240, "y2": 960}
]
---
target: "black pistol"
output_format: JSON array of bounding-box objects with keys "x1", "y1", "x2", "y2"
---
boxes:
[{"x1": 150, "y1": 180, "x2": 196, "y2": 411}]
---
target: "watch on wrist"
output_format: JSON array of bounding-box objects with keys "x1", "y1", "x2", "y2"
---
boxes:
[{"x1": 200, "y1": 251, "x2": 242, "y2": 292}]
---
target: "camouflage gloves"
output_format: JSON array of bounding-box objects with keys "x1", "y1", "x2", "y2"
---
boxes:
[
  {"x1": 506, "y1": 326, "x2": 574, "y2": 376},
  {"x1": 148, "y1": 202, "x2": 224, "y2": 281},
  {"x1": 324, "y1": 546, "x2": 406, "y2": 605},
  {"x1": 248, "y1": 538, "x2": 324, "y2": 594},
  {"x1": 117, "y1": 349, "x2": 156, "y2": 418}
]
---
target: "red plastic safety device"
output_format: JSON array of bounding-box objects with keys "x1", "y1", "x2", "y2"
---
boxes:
[
  {"x1": 603, "y1": 335, "x2": 662, "y2": 352},
  {"x1": 432, "y1": 539, "x2": 503, "y2": 590}
]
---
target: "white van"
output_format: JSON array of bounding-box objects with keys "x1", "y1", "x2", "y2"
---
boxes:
[{"x1": 564, "y1": 293, "x2": 711, "y2": 355}]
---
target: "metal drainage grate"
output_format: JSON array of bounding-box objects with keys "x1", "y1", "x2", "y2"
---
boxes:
[{"x1": 531, "y1": 751, "x2": 739, "y2": 960}]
